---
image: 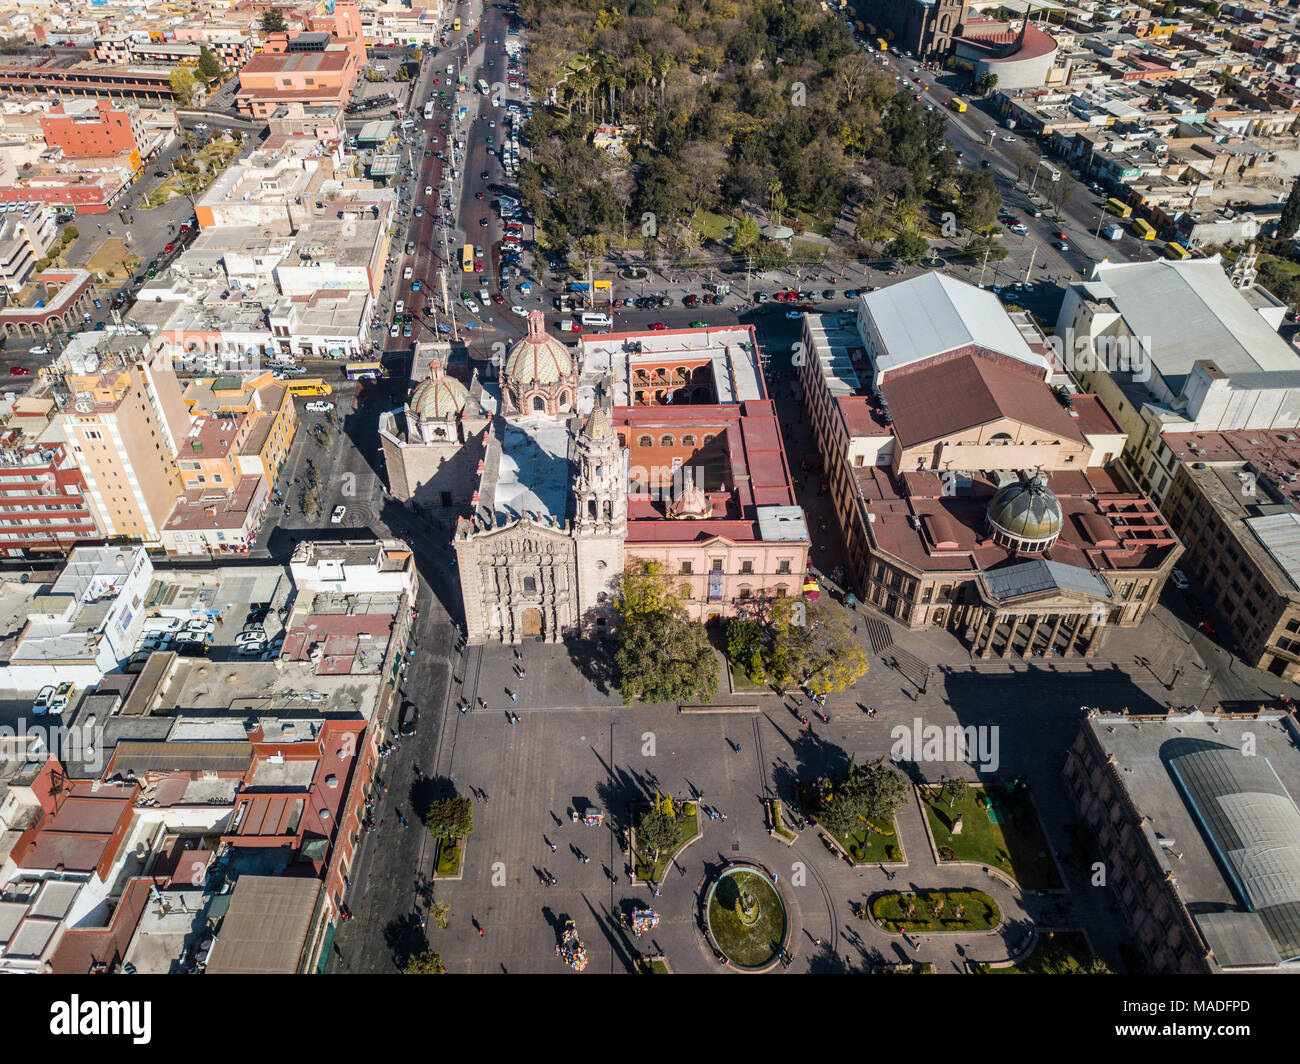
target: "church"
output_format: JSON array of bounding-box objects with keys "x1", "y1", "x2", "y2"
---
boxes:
[{"x1": 442, "y1": 313, "x2": 810, "y2": 645}]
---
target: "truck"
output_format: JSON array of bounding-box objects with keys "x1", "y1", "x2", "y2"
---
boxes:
[
  {"x1": 477, "y1": 78, "x2": 490, "y2": 96},
  {"x1": 1100, "y1": 223, "x2": 1124, "y2": 241},
  {"x1": 949, "y1": 97, "x2": 967, "y2": 113},
  {"x1": 1039, "y1": 159, "x2": 1061, "y2": 182}
]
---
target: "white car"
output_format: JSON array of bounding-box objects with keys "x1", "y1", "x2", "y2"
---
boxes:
[
  {"x1": 394, "y1": 300, "x2": 404, "y2": 315},
  {"x1": 185, "y1": 618, "x2": 215, "y2": 637},
  {"x1": 463, "y1": 299, "x2": 480, "y2": 313},
  {"x1": 404, "y1": 266, "x2": 413, "y2": 280},
  {"x1": 1171, "y1": 568, "x2": 1189, "y2": 590},
  {"x1": 29, "y1": 345, "x2": 50, "y2": 356},
  {"x1": 510, "y1": 305, "x2": 527, "y2": 316},
  {"x1": 785, "y1": 310, "x2": 803, "y2": 320},
  {"x1": 425, "y1": 185, "x2": 433, "y2": 196},
  {"x1": 33, "y1": 684, "x2": 54, "y2": 716},
  {"x1": 237, "y1": 642, "x2": 266, "y2": 656},
  {"x1": 390, "y1": 324, "x2": 400, "y2": 338},
  {"x1": 331, "y1": 504, "x2": 347, "y2": 524},
  {"x1": 305, "y1": 400, "x2": 335, "y2": 413},
  {"x1": 235, "y1": 629, "x2": 265, "y2": 646}
]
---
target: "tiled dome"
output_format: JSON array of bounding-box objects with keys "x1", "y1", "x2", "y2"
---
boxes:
[
  {"x1": 504, "y1": 311, "x2": 573, "y2": 386},
  {"x1": 987, "y1": 475, "x2": 1062, "y2": 550},
  {"x1": 409, "y1": 360, "x2": 468, "y2": 420}
]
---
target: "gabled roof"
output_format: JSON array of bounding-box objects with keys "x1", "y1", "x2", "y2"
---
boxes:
[
  {"x1": 880, "y1": 353, "x2": 1085, "y2": 448},
  {"x1": 862, "y1": 272, "x2": 1047, "y2": 378}
]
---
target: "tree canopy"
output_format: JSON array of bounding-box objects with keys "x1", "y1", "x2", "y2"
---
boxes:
[
  {"x1": 816, "y1": 757, "x2": 908, "y2": 837},
  {"x1": 615, "y1": 559, "x2": 718, "y2": 704},
  {"x1": 261, "y1": 8, "x2": 287, "y2": 33},
  {"x1": 424, "y1": 796, "x2": 474, "y2": 843},
  {"x1": 404, "y1": 950, "x2": 447, "y2": 974}
]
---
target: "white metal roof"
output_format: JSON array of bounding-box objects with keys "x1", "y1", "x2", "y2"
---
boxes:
[{"x1": 861, "y1": 272, "x2": 1046, "y2": 378}]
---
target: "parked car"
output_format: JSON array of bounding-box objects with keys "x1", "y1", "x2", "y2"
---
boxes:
[
  {"x1": 331, "y1": 505, "x2": 346, "y2": 524},
  {"x1": 1171, "y1": 568, "x2": 1189, "y2": 591},
  {"x1": 33, "y1": 684, "x2": 55, "y2": 716}
]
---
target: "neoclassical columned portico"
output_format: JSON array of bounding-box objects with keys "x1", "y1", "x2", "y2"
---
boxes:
[{"x1": 970, "y1": 607, "x2": 1108, "y2": 659}]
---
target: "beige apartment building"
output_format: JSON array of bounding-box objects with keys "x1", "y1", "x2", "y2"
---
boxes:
[{"x1": 60, "y1": 359, "x2": 189, "y2": 542}]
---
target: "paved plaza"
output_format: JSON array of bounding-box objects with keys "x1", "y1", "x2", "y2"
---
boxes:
[{"x1": 331, "y1": 558, "x2": 1300, "y2": 974}]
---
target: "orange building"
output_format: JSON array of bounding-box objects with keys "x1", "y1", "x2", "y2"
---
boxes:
[
  {"x1": 179, "y1": 372, "x2": 297, "y2": 488},
  {"x1": 40, "y1": 100, "x2": 143, "y2": 160},
  {"x1": 236, "y1": 1, "x2": 366, "y2": 117}
]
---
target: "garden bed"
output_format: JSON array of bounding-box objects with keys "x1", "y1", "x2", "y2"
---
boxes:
[
  {"x1": 987, "y1": 931, "x2": 1097, "y2": 974},
  {"x1": 868, "y1": 889, "x2": 1001, "y2": 934},
  {"x1": 631, "y1": 804, "x2": 701, "y2": 883},
  {"x1": 434, "y1": 838, "x2": 463, "y2": 878}
]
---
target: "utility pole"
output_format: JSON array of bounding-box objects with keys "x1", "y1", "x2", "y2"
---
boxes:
[
  {"x1": 978, "y1": 244, "x2": 990, "y2": 287},
  {"x1": 746, "y1": 254, "x2": 753, "y2": 297},
  {"x1": 1023, "y1": 243, "x2": 1037, "y2": 286}
]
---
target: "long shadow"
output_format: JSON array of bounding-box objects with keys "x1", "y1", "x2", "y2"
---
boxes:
[
  {"x1": 381, "y1": 910, "x2": 426, "y2": 972},
  {"x1": 563, "y1": 632, "x2": 617, "y2": 696},
  {"x1": 581, "y1": 895, "x2": 637, "y2": 973}
]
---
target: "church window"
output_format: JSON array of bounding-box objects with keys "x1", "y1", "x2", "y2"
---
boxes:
[
  {"x1": 533, "y1": 396, "x2": 545, "y2": 412},
  {"x1": 682, "y1": 435, "x2": 695, "y2": 447},
  {"x1": 638, "y1": 435, "x2": 652, "y2": 447},
  {"x1": 660, "y1": 435, "x2": 674, "y2": 447},
  {"x1": 523, "y1": 576, "x2": 537, "y2": 593}
]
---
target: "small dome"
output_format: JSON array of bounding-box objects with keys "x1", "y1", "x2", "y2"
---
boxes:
[
  {"x1": 987, "y1": 476, "x2": 1062, "y2": 551},
  {"x1": 504, "y1": 310, "x2": 573, "y2": 386},
  {"x1": 583, "y1": 405, "x2": 613, "y2": 440},
  {"x1": 409, "y1": 360, "x2": 468, "y2": 420}
]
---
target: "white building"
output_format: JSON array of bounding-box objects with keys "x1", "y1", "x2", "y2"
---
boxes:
[{"x1": 1057, "y1": 256, "x2": 1300, "y2": 503}]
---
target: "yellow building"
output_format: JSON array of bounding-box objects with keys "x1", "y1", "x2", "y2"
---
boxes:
[{"x1": 180, "y1": 372, "x2": 297, "y2": 488}]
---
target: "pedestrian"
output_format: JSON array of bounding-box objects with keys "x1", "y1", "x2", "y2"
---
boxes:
[
  {"x1": 772, "y1": 872, "x2": 779, "y2": 883},
  {"x1": 479, "y1": 927, "x2": 486, "y2": 936},
  {"x1": 508, "y1": 690, "x2": 517, "y2": 703}
]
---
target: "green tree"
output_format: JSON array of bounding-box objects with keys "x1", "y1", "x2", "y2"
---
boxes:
[
  {"x1": 885, "y1": 225, "x2": 928, "y2": 266},
  {"x1": 818, "y1": 757, "x2": 908, "y2": 836},
  {"x1": 615, "y1": 559, "x2": 719, "y2": 704},
  {"x1": 169, "y1": 66, "x2": 198, "y2": 106},
  {"x1": 430, "y1": 900, "x2": 451, "y2": 930},
  {"x1": 945, "y1": 777, "x2": 969, "y2": 808},
  {"x1": 726, "y1": 618, "x2": 761, "y2": 663},
  {"x1": 261, "y1": 8, "x2": 287, "y2": 33},
  {"x1": 63, "y1": 226, "x2": 79, "y2": 241},
  {"x1": 638, "y1": 806, "x2": 680, "y2": 856},
  {"x1": 197, "y1": 46, "x2": 223, "y2": 83},
  {"x1": 955, "y1": 169, "x2": 1001, "y2": 235},
  {"x1": 1280, "y1": 175, "x2": 1300, "y2": 239},
  {"x1": 424, "y1": 796, "x2": 473, "y2": 843},
  {"x1": 404, "y1": 950, "x2": 446, "y2": 974},
  {"x1": 731, "y1": 215, "x2": 761, "y2": 254},
  {"x1": 976, "y1": 71, "x2": 999, "y2": 96},
  {"x1": 776, "y1": 601, "x2": 869, "y2": 695}
]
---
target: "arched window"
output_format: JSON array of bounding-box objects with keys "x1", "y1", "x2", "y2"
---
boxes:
[
  {"x1": 638, "y1": 435, "x2": 652, "y2": 448},
  {"x1": 533, "y1": 396, "x2": 545, "y2": 412},
  {"x1": 588, "y1": 499, "x2": 596, "y2": 519},
  {"x1": 681, "y1": 434, "x2": 696, "y2": 447},
  {"x1": 603, "y1": 499, "x2": 612, "y2": 520},
  {"x1": 558, "y1": 391, "x2": 569, "y2": 407},
  {"x1": 737, "y1": 585, "x2": 752, "y2": 600},
  {"x1": 660, "y1": 435, "x2": 674, "y2": 447},
  {"x1": 990, "y1": 432, "x2": 1013, "y2": 445},
  {"x1": 703, "y1": 434, "x2": 715, "y2": 445},
  {"x1": 617, "y1": 433, "x2": 626, "y2": 447},
  {"x1": 775, "y1": 585, "x2": 788, "y2": 598}
]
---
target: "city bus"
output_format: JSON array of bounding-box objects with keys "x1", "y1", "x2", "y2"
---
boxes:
[
  {"x1": 286, "y1": 378, "x2": 333, "y2": 396},
  {"x1": 949, "y1": 97, "x2": 967, "y2": 113},
  {"x1": 477, "y1": 78, "x2": 490, "y2": 96},
  {"x1": 344, "y1": 361, "x2": 384, "y2": 381},
  {"x1": 1163, "y1": 241, "x2": 1191, "y2": 260},
  {"x1": 1105, "y1": 197, "x2": 1132, "y2": 219},
  {"x1": 461, "y1": 244, "x2": 475, "y2": 273},
  {"x1": 1131, "y1": 217, "x2": 1156, "y2": 241},
  {"x1": 423, "y1": 101, "x2": 435, "y2": 121}
]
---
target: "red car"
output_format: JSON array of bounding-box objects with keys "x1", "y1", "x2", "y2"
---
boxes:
[
  {"x1": 475, "y1": 191, "x2": 484, "y2": 199},
  {"x1": 1196, "y1": 613, "x2": 1218, "y2": 638},
  {"x1": 648, "y1": 322, "x2": 668, "y2": 330},
  {"x1": 1054, "y1": 230, "x2": 1068, "y2": 241},
  {"x1": 164, "y1": 242, "x2": 175, "y2": 253},
  {"x1": 492, "y1": 293, "x2": 505, "y2": 304},
  {"x1": 8, "y1": 366, "x2": 30, "y2": 376},
  {"x1": 474, "y1": 262, "x2": 483, "y2": 272}
]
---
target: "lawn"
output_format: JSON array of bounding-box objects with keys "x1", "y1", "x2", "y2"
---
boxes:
[
  {"x1": 636, "y1": 957, "x2": 670, "y2": 974},
  {"x1": 922, "y1": 783, "x2": 1063, "y2": 891},
  {"x1": 987, "y1": 931, "x2": 1097, "y2": 974},
  {"x1": 435, "y1": 838, "x2": 462, "y2": 877},
  {"x1": 690, "y1": 208, "x2": 733, "y2": 243},
  {"x1": 633, "y1": 806, "x2": 700, "y2": 882},
  {"x1": 827, "y1": 815, "x2": 902, "y2": 864},
  {"x1": 769, "y1": 800, "x2": 795, "y2": 841},
  {"x1": 869, "y1": 889, "x2": 1001, "y2": 933}
]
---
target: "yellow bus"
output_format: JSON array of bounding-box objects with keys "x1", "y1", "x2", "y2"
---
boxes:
[
  {"x1": 453, "y1": 16, "x2": 461, "y2": 31},
  {"x1": 949, "y1": 97, "x2": 967, "y2": 113},
  {"x1": 1164, "y1": 241, "x2": 1191, "y2": 260},
  {"x1": 344, "y1": 361, "x2": 384, "y2": 381},
  {"x1": 286, "y1": 378, "x2": 332, "y2": 397},
  {"x1": 461, "y1": 244, "x2": 475, "y2": 273},
  {"x1": 1105, "y1": 197, "x2": 1132, "y2": 219},
  {"x1": 1131, "y1": 217, "x2": 1156, "y2": 241}
]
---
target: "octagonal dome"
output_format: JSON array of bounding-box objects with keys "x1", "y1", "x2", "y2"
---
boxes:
[
  {"x1": 987, "y1": 475, "x2": 1062, "y2": 552},
  {"x1": 504, "y1": 310, "x2": 574, "y2": 386},
  {"x1": 410, "y1": 360, "x2": 468, "y2": 420}
]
